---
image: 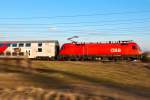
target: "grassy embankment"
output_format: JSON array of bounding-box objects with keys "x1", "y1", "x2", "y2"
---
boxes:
[{"x1": 0, "y1": 60, "x2": 150, "y2": 99}]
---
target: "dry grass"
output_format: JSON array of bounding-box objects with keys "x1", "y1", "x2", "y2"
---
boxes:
[
  {"x1": 0, "y1": 60, "x2": 150, "y2": 100},
  {"x1": 31, "y1": 61, "x2": 150, "y2": 89}
]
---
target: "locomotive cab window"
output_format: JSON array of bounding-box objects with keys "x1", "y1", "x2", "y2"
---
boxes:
[
  {"x1": 132, "y1": 46, "x2": 137, "y2": 49},
  {"x1": 61, "y1": 46, "x2": 65, "y2": 50}
]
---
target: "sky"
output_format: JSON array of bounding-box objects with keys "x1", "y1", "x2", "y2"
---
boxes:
[{"x1": 0, "y1": 0, "x2": 150, "y2": 51}]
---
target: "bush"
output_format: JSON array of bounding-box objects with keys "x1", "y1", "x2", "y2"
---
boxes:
[{"x1": 142, "y1": 52, "x2": 150, "y2": 62}]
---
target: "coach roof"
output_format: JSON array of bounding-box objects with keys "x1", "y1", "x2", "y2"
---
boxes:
[{"x1": 0, "y1": 40, "x2": 59, "y2": 43}]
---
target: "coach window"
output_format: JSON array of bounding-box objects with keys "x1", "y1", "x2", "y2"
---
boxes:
[
  {"x1": 6, "y1": 44, "x2": 11, "y2": 47},
  {"x1": 0, "y1": 44, "x2": 3, "y2": 47},
  {"x1": 12, "y1": 43, "x2": 17, "y2": 47},
  {"x1": 6, "y1": 52, "x2": 11, "y2": 56},
  {"x1": 38, "y1": 48, "x2": 42, "y2": 52},
  {"x1": 12, "y1": 52, "x2": 17, "y2": 56},
  {"x1": 19, "y1": 52, "x2": 24, "y2": 56},
  {"x1": 26, "y1": 43, "x2": 31, "y2": 47},
  {"x1": 38, "y1": 43, "x2": 42, "y2": 47},
  {"x1": 19, "y1": 43, "x2": 24, "y2": 47}
]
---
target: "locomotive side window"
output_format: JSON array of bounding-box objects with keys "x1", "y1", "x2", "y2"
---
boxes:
[
  {"x1": 38, "y1": 48, "x2": 42, "y2": 52},
  {"x1": 38, "y1": 43, "x2": 42, "y2": 47}
]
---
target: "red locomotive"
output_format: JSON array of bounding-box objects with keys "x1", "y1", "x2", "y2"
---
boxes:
[{"x1": 59, "y1": 40, "x2": 142, "y2": 61}]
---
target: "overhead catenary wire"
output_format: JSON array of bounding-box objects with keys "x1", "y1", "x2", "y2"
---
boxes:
[
  {"x1": 0, "y1": 21, "x2": 150, "y2": 27},
  {"x1": 0, "y1": 26, "x2": 149, "y2": 31},
  {"x1": 0, "y1": 17, "x2": 150, "y2": 26},
  {"x1": 0, "y1": 10, "x2": 149, "y2": 38},
  {"x1": 0, "y1": 10, "x2": 150, "y2": 19},
  {"x1": 0, "y1": 29, "x2": 150, "y2": 35}
]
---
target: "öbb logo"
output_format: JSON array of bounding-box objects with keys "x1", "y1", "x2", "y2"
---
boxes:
[{"x1": 110, "y1": 48, "x2": 121, "y2": 53}]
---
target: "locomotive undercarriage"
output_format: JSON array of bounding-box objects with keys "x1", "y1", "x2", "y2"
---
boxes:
[{"x1": 58, "y1": 55, "x2": 142, "y2": 61}]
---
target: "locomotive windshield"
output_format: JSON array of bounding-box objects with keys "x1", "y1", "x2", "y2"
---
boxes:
[
  {"x1": 61, "y1": 45, "x2": 65, "y2": 50},
  {"x1": 132, "y1": 46, "x2": 137, "y2": 50}
]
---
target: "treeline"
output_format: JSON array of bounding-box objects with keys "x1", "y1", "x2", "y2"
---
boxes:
[{"x1": 142, "y1": 52, "x2": 150, "y2": 62}]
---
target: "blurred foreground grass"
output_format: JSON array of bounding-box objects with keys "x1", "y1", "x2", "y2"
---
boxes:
[{"x1": 0, "y1": 60, "x2": 150, "y2": 100}]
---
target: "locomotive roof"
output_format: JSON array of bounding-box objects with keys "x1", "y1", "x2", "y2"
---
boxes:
[
  {"x1": 67, "y1": 40, "x2": 134, "y2": 44},
  {"x1": 0, "y1": 40, "x2": 59, "y2": 43}
]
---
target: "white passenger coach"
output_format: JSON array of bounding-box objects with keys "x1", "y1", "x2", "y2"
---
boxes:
[{"x1": 0, "y1": 40, "x2": 59, "y2": 59}]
